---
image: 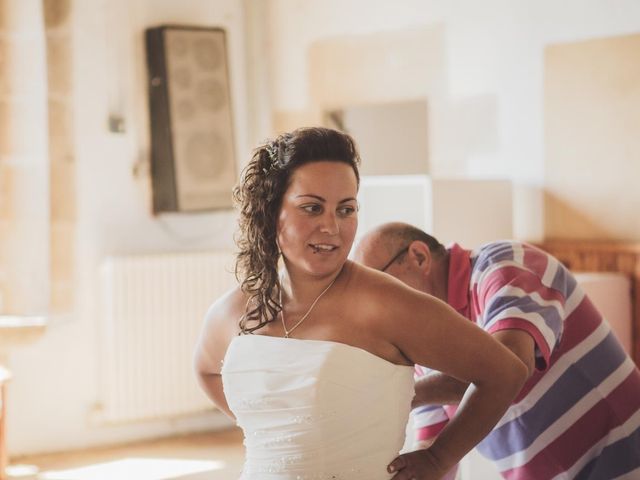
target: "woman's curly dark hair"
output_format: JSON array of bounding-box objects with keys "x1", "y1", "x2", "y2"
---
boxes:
[{"x1": 233, "y1": 127, "x2": 361, "y2": 334}]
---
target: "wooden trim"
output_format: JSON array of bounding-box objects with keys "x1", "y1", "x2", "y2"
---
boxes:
[{"x1": 539, "y1": 239, "x2": 640, "y2": 368}]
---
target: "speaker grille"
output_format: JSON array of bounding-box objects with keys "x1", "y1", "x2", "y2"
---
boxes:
[{"x1": 146, "y1": 26, "x2": 236, "y2": 213}]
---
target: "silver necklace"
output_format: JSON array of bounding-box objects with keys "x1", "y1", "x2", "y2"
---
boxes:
[{"x1": 279, "y1": 276, "x2": 338, "y2": 338}]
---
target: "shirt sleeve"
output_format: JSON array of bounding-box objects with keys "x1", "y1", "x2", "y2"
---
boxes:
[
  {"x1": 412, "y1": 404, "x2": 450, "y2": 443},
  {"x1": 475, "y1": 258, "x2": 569, "y2": 371}
]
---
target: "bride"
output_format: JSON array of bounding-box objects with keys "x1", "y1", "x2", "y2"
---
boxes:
[{"x1": 194, "y1": 127, "x2": 527, "y2": 479}]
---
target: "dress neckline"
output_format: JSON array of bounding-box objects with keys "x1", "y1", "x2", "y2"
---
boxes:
[{"x1": 229, "y1": 334, "x2": 413, "y2": 369}]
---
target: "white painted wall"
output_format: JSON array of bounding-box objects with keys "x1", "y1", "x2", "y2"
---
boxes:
[
  {"x1": 7, "y1": 0, "x2": 247, "y2": 456},
  {"x1": 262, "y1": 0, "x2": 640, "y2": 241},
  {"x1": 356, "y1": 176, "x2": 513, "y2": 249},
  {"x1": 335, "y1": 101, "x2": 430, "y2": 176}
]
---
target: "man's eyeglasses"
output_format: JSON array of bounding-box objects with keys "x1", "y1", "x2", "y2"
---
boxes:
[{"x1": 380, "y1": 246, "x2": 409, "y2": 272}]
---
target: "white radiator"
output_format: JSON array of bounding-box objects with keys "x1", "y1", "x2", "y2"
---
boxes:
[{"x1": 97, "y1": 251, "x2": 237, "y2": 424}]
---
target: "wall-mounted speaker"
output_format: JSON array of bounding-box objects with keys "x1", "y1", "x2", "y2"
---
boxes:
[{"x1": 145, "y1": 25, "x2": 237, "y2": 213}]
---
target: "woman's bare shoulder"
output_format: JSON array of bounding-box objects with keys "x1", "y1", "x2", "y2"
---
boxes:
[
  {"x1": 349, "y1": 260, "x2": 448, "y2": 325},
  {"x1": 346, "y1": 262, "x2": 410, "y2": 321},
  {"x1": 203, "y1": 285, "x2": 248, "y2": 336},
  {"x1": 347, "y1": 260, "x2": 414, "y2": 296},
  {"x1": 341, "y1": 261, "x2": 435, "y2": 364},
  {"x1": 195, "y1": 286, "x2": 247, "y2": 375}
]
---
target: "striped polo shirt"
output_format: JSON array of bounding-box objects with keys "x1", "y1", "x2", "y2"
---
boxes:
[{"x1": 413, "y1": 241, "x2": 640, "y2": 479}]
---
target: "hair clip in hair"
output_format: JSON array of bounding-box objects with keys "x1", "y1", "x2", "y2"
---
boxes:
[{"x1": 265, "y1": 143, "x2": 278, "y2": 167}]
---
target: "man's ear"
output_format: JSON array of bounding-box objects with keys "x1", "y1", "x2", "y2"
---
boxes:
[{"x1": 408, "y1": 240, "x2": 433, "y2": 274}]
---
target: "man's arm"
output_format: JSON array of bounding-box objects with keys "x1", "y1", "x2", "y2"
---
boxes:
[
  {"x1": 413, "y1": 329, "x2": 536, "y2": 407},
  {"x1": 413, "y1": 372, "x2": 467, "y2": 407}
]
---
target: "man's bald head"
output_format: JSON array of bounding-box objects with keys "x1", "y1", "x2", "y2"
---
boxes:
[{"x1": 354, "y1": 222, "x2": 446, "y2": 271}]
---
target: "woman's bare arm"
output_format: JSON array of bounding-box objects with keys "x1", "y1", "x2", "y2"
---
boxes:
[
  {"x1": 193, "y1": 288, "x2": 244, "y2": 420},
  {"x1": 364, "y1": 273, "x2": 528, "y2": 478},
  {"x1": 412, "y1": 329, "x2": 535, "y2": 407}
]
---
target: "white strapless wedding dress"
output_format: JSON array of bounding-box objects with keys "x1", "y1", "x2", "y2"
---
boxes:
[{"x1": 222, "y1": 335, "x2": 414, "y2": 479}]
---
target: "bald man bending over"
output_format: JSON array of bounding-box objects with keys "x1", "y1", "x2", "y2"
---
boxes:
[{"x1": 354, "y1": 222, "x2": 640, "y2": 480}]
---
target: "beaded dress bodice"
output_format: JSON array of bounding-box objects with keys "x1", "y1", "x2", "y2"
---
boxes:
[{"x1": 221, "y1": 335, "x2": 414, "y2": 479}]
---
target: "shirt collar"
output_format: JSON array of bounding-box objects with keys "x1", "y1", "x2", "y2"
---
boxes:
[{"x1": 446, "y1": 243, "x2": 471, "y2": 318}]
